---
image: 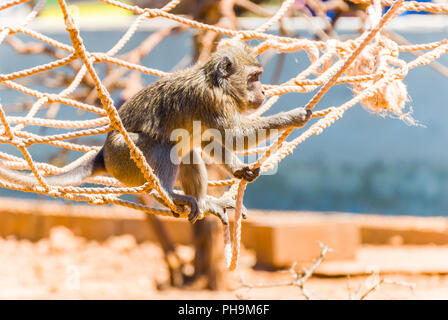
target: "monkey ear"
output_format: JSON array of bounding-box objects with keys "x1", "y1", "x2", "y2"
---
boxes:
[{"x1": 216, "y1": 56, "x2": 234, "y2": 79}]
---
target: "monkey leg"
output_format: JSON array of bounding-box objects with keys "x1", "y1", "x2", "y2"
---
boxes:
[
  {"x1": 178, "y1": 149, "x2": 246, "y2": 225},
  {"x1": 103, "y1": 132, "x2": 200, "y2": 223},
  {"x1": 141, "y1": 143, "x2": 200, "y2": 223}
]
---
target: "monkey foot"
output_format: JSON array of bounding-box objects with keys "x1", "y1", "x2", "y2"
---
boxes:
[
  {"x1": 201, "y1": 196, "x2": 248, "y2": 225},
  {"x1": 148, "y1": 190, "x2": 195, "y2": 221},
  {"x1": 233, "y1": 166, "x2": 261, "y2": 182}
]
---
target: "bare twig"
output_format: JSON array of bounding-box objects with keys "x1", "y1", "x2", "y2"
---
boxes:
[
  {"x1": 240, "y1": 243, "x2": 332, "y2": 300},
  {"x1": 4, "y1": 36, "x2": 82, "y2": 71},
  {"x1": 220, "y1": 0, "x2": 238, "y2": 30},
  {"x1": 359, "y1": 277, "x2": 415, "y2": 300},
  {"x1": 234, "y1": 0, "x2": 272, "y2": 17},
  {"x1": 86, "y1": 26, "x2": 181, "y2": 103}
]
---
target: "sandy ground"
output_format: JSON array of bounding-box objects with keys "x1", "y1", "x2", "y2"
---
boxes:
[{"x1": 0, "y1": 226, "x2": 447, "y2": 300}]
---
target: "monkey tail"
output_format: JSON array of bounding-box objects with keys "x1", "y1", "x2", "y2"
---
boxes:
[{"x1": 0, "y1": 148, "x2": 105, "y2": 188}]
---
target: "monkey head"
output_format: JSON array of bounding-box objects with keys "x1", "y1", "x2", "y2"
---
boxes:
[{"x1": 203, "y1": 43, "x2": 265, "y2": 113}]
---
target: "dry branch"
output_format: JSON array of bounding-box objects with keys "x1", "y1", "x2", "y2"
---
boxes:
[{"x1": 240, "y1": 243, "x2": 332, "y2": 299}]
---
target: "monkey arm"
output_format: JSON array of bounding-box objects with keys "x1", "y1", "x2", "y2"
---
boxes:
[
  {"x1": 224, "y1": 108, "x2": 312, "y2": 150},
  {"x1": 201, "y1": 139, "x2": 260, "y2": 182},
  {"x1": 198, "y1": 108, "x2": 311, "y2": 182}
]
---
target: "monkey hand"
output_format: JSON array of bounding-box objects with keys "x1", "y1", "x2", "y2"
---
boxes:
[
  {"x1": 233, "y1": 165, "x2": 261, "y2": 182},
  {"x1": 288, "y1": 108, "x2": 312, "y2": 127},
  {"x1": 170, "y1": 194, "x2": 200, "y2": 223}
]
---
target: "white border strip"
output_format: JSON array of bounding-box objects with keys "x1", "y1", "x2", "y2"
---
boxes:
[{"x1": 1, "y1": 14, "x2": 448, "y2": 33}]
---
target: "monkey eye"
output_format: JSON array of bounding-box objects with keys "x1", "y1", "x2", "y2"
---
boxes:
[{"x1": 249, "y1": 71, "x2": 261, "y2": 82}]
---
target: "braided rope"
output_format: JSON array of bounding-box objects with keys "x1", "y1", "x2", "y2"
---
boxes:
[{"x1": 0, "y1": 0, "x2": 447, "y2": 269}]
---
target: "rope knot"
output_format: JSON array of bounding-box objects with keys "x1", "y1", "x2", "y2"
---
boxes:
[{"x1": 143, "y1": 8, "x2": 163, "y2": 18}]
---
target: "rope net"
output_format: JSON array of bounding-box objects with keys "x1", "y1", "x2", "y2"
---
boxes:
[{"x1": 0, "y1": 0, "x2": 447, "y2": 270}]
